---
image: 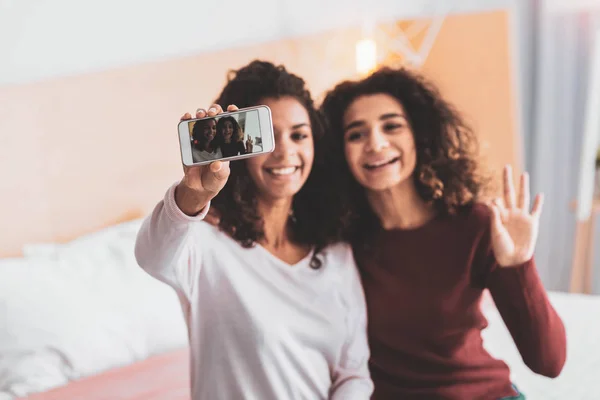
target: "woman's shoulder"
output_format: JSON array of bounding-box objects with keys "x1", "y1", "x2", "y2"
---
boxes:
[
  {"x1": 319, "y1": 241, "x2": 359, "y2": 276},
  {"x1": 321, "y1": 241, "x2": 354, "y2": 260},
  {"x1": 319, "y1": 242, "x2": 364, "y2": 307}
]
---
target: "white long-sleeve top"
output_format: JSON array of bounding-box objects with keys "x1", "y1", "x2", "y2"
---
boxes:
[{"x1": 134, "y1": 183, "x2": 373, "y2": 400}]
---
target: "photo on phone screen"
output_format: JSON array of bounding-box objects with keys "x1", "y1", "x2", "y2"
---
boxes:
[{"x1": 179, "y1": 106, "x2": 274, "y2": 167}]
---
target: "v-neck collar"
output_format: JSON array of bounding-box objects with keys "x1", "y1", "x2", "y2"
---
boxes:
[{"x1": 253, "y1": 242, "x2": 315, "y2": 269}]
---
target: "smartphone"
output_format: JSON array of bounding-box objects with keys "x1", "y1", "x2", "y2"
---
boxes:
[{"x1": 178, "y1": 105, "x2": 275, "y2": 167}]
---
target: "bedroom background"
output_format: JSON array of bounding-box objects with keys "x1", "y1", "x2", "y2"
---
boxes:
[{"x1": 1, "y1": 0, "x2": 600, "y2": 399}]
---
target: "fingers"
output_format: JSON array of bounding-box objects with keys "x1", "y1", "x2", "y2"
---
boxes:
[
  {"x1": 181, "y1": 112, "x2": 192, "y2": 121},
  {"x1": 193, "y1": 104, "x2": 237, "y2": 119},
  {"x1": 196, "y1": 104, "x2": 223, "y2": 119},
  {"x1": 183, "y1": 163, "x2": 201, "y2": 174},
  {"x1": 490, "y1": 197, "x2": 507, "y2": 224},
  {"x1": 195, "y1": 108, "x2": 207, "y2": 119},
  {"x1": 518, "y1": 171, "x2": 530, "y2": 211},
  {"x1": 490, "y1": 202, "x2": 503, "y2": 231},
  {"x1": 181, "y1": 163, "x2": 203, "y2": 187},
  {"x1": 531, "y1": 193, "x2": 544, "y2": 218},
  {"x1": 502, "y1": 164, "x2": 516, "y2": 209},
  {"x1": 207, "y1": 104, "x2": 223, "y2": 117},
  {"x1": 493, "y1": 197, "x2": 505, "y2": 212},
  {"x1": 203, "y1": 207, "x2": 222, "y2": 227},
  {"x1": 203, "y1": 212, "x2": 221, "y2": 227}
]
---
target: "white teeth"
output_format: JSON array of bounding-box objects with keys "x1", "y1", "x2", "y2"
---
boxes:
[
  {"x1": 269, "y1": 167, "x2": 297, "y2": 175},
  {"x1": 364, "y1": 157, "x2": 399, "y2": 169},
  {"x1": 367, "y1": 159, "x2": 393, "y2": 168},
  {"x1": 368, "y1": 160, "x2": 389, "y2": 168}
]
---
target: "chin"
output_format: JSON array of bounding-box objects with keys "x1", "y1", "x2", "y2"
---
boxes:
[
  {"x1": 263, "y1": 187, "x2": 301, "y2": 200},
  {"x1": 359, "y1": 176, "x2": 403, "y2": 192},
  {"x1": 256, "y1": 180, "x2": 304, "y2": 200}
]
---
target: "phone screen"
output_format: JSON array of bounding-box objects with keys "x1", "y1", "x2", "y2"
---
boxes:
[{"x1": 187, "y1": 109, "x2": 263, "y2": 163}]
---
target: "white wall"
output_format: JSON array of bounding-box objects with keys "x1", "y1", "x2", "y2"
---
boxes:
[
  {"x1": 545, "y1": 0, "x2": 600, "y2": 12},
  {"x1": 0, "y1": 0, "x2": 511, "y2": 86},
  {"x1": 4, "y1": 0, "x2": 598, "y2": 291},
  {"x1": 243, "y1": 110, "x2": 261, "y2": 149}
]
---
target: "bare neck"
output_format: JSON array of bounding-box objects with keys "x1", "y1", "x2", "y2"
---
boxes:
[
  {"x1": 366, "y1": 179, "x2": 436, "y2": 230},
  {"x1": 201, "y1": 142, "x2": 212, "y2": 152},
  {"x1": 257, "y1": 197, "x2": 294, "y2": 249}
]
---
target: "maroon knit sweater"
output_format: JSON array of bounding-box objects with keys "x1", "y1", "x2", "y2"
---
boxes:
[{"x1": 353, "y1": 203, "x2": 567, "y2": 399}]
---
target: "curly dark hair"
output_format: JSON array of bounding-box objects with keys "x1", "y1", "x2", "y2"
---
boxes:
[
  {"x1": 320, "y1": 67, "x2": 489, "y2": 242},
  {"x1": 191, "y1": 118, "x2": 220, "y2": 151},
  {"x1": 216, "y1": 116, "x2": 244, "y2": 143},
  {"x1": 211, "y1": 60, "x2": 344, "y2": 268}
]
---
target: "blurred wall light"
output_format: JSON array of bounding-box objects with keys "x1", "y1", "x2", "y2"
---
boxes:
[{"x1": 356, "y1": 38, "x2": 377, "y2": 75}]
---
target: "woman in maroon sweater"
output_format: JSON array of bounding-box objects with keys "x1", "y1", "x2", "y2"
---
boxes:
[{"x1": 320, "y1": 68, "x2": 567, "y2": 399}]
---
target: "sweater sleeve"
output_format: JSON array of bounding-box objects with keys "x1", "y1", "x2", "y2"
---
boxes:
[
  {"x1": 329, "y1": 248, "x2": 374, "y2": 400},
  {"x1": 134, "y1": 182, "x2": 210, "y2": 300},
  {"x1": 485, "y1": 249, "x2": 567, "y2": 378}
]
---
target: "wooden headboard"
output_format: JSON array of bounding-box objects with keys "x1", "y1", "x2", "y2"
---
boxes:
[{"x1": 0, "y1": 10, "x2": 519, "y2": 257}]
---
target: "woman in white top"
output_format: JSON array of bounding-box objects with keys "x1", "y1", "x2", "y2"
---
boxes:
[{"x1": 135, "y1": 60, "x2": 373, "y2": 400}]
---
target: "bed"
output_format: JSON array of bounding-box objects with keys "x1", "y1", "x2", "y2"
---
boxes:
[
  {"x1": 482, "y1": 291, "x2": 600, "y2": 400},
  {"x1": 0, "y1": 219, "x2": 189, "y2": 400},
  {"x1": 1, "y1": 219, "x2": 599, "y2": 399},
  {"x1": 19, "y1": 348, "x2": 190, "y2": 400}
]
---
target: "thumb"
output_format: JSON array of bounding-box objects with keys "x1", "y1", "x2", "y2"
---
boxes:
[
  {"x1": 202, "y1": 161, "x2": 230, "y2": 193},
  {"x1": 209, "y1": 161, "x2": 230, "y2": 179},
  {"x1": 490, "y1": 203, "x2": 503, "y2": 233}
]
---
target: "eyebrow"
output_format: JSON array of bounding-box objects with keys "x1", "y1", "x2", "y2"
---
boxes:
[
  {"x1": 291, "y1": 123, "x2": 310, "y2": 129},
  {"x1": 381, "y1": 112, "x2": 406, "y2": 121},
  {"x1": 343, "y1": 113, "x2": 407, "y2": 132}
]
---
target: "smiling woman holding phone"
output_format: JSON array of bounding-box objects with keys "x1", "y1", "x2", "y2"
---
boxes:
[{"x1": 134, "y1": 60, "x2": 373, "y2": 400}]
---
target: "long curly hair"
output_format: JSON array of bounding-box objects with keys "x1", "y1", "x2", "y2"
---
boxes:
[
  {"x1": 191, "y1": 118, "x2": 220, "y2": 151},
  {"x1": 216, "y1": 116, "x2": 244, "y2": 143},
  {"x1": 320, "y1": 67, "x2": 489, "y2": 242},
  {"x1": 211, "y1": 60, "x2": 344, "y2": 268}
]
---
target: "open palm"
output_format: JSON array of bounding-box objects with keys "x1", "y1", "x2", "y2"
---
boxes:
[{"x1": 490, "y1": 165, "x2": 544, "y2": 267}]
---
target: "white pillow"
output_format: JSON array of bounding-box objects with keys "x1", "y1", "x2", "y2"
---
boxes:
[
  {"x1": 0, "y1": 219, "x2": 188, "y2": 398},
  {"x1": 21, "y1": 219, "x2": 142, "y2": 258}
]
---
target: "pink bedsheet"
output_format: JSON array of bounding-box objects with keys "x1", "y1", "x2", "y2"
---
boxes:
[{"x1": 21, "y1": 348, "x2": 190, "y2": 400}]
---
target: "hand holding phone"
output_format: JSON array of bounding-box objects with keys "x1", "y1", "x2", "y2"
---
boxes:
[
  {"x1": 178, "y1": 104, "x2": 275, "y2": 167},
  {"x1": 175, "y1": 104, "x2": 233, "y2": 216}
]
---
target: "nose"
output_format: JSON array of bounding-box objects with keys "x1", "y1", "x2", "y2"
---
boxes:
[
  {"x1": 272, "y1": 136, "x2": 296, "y2": 159},
  {"x1": 365, "y1": 128, "x2": 389, "y2": 152}
]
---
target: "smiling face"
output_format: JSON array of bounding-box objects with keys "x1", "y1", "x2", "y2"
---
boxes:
[
  {"x1": 246, "y1": 96, "x2": 314, "y2": 201},
  {"x1": 343, "y1": 93, "x2": 417, "y2": 192},
  {"x1": 203, "y1": 119, "x2": 216, "y2": 141},
  {"x1": 192, "y1": 118, "x2": 217, "y2": 150},
  {"x1": 222, "y1": 120, "x2": 234, "y2": 142}
]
